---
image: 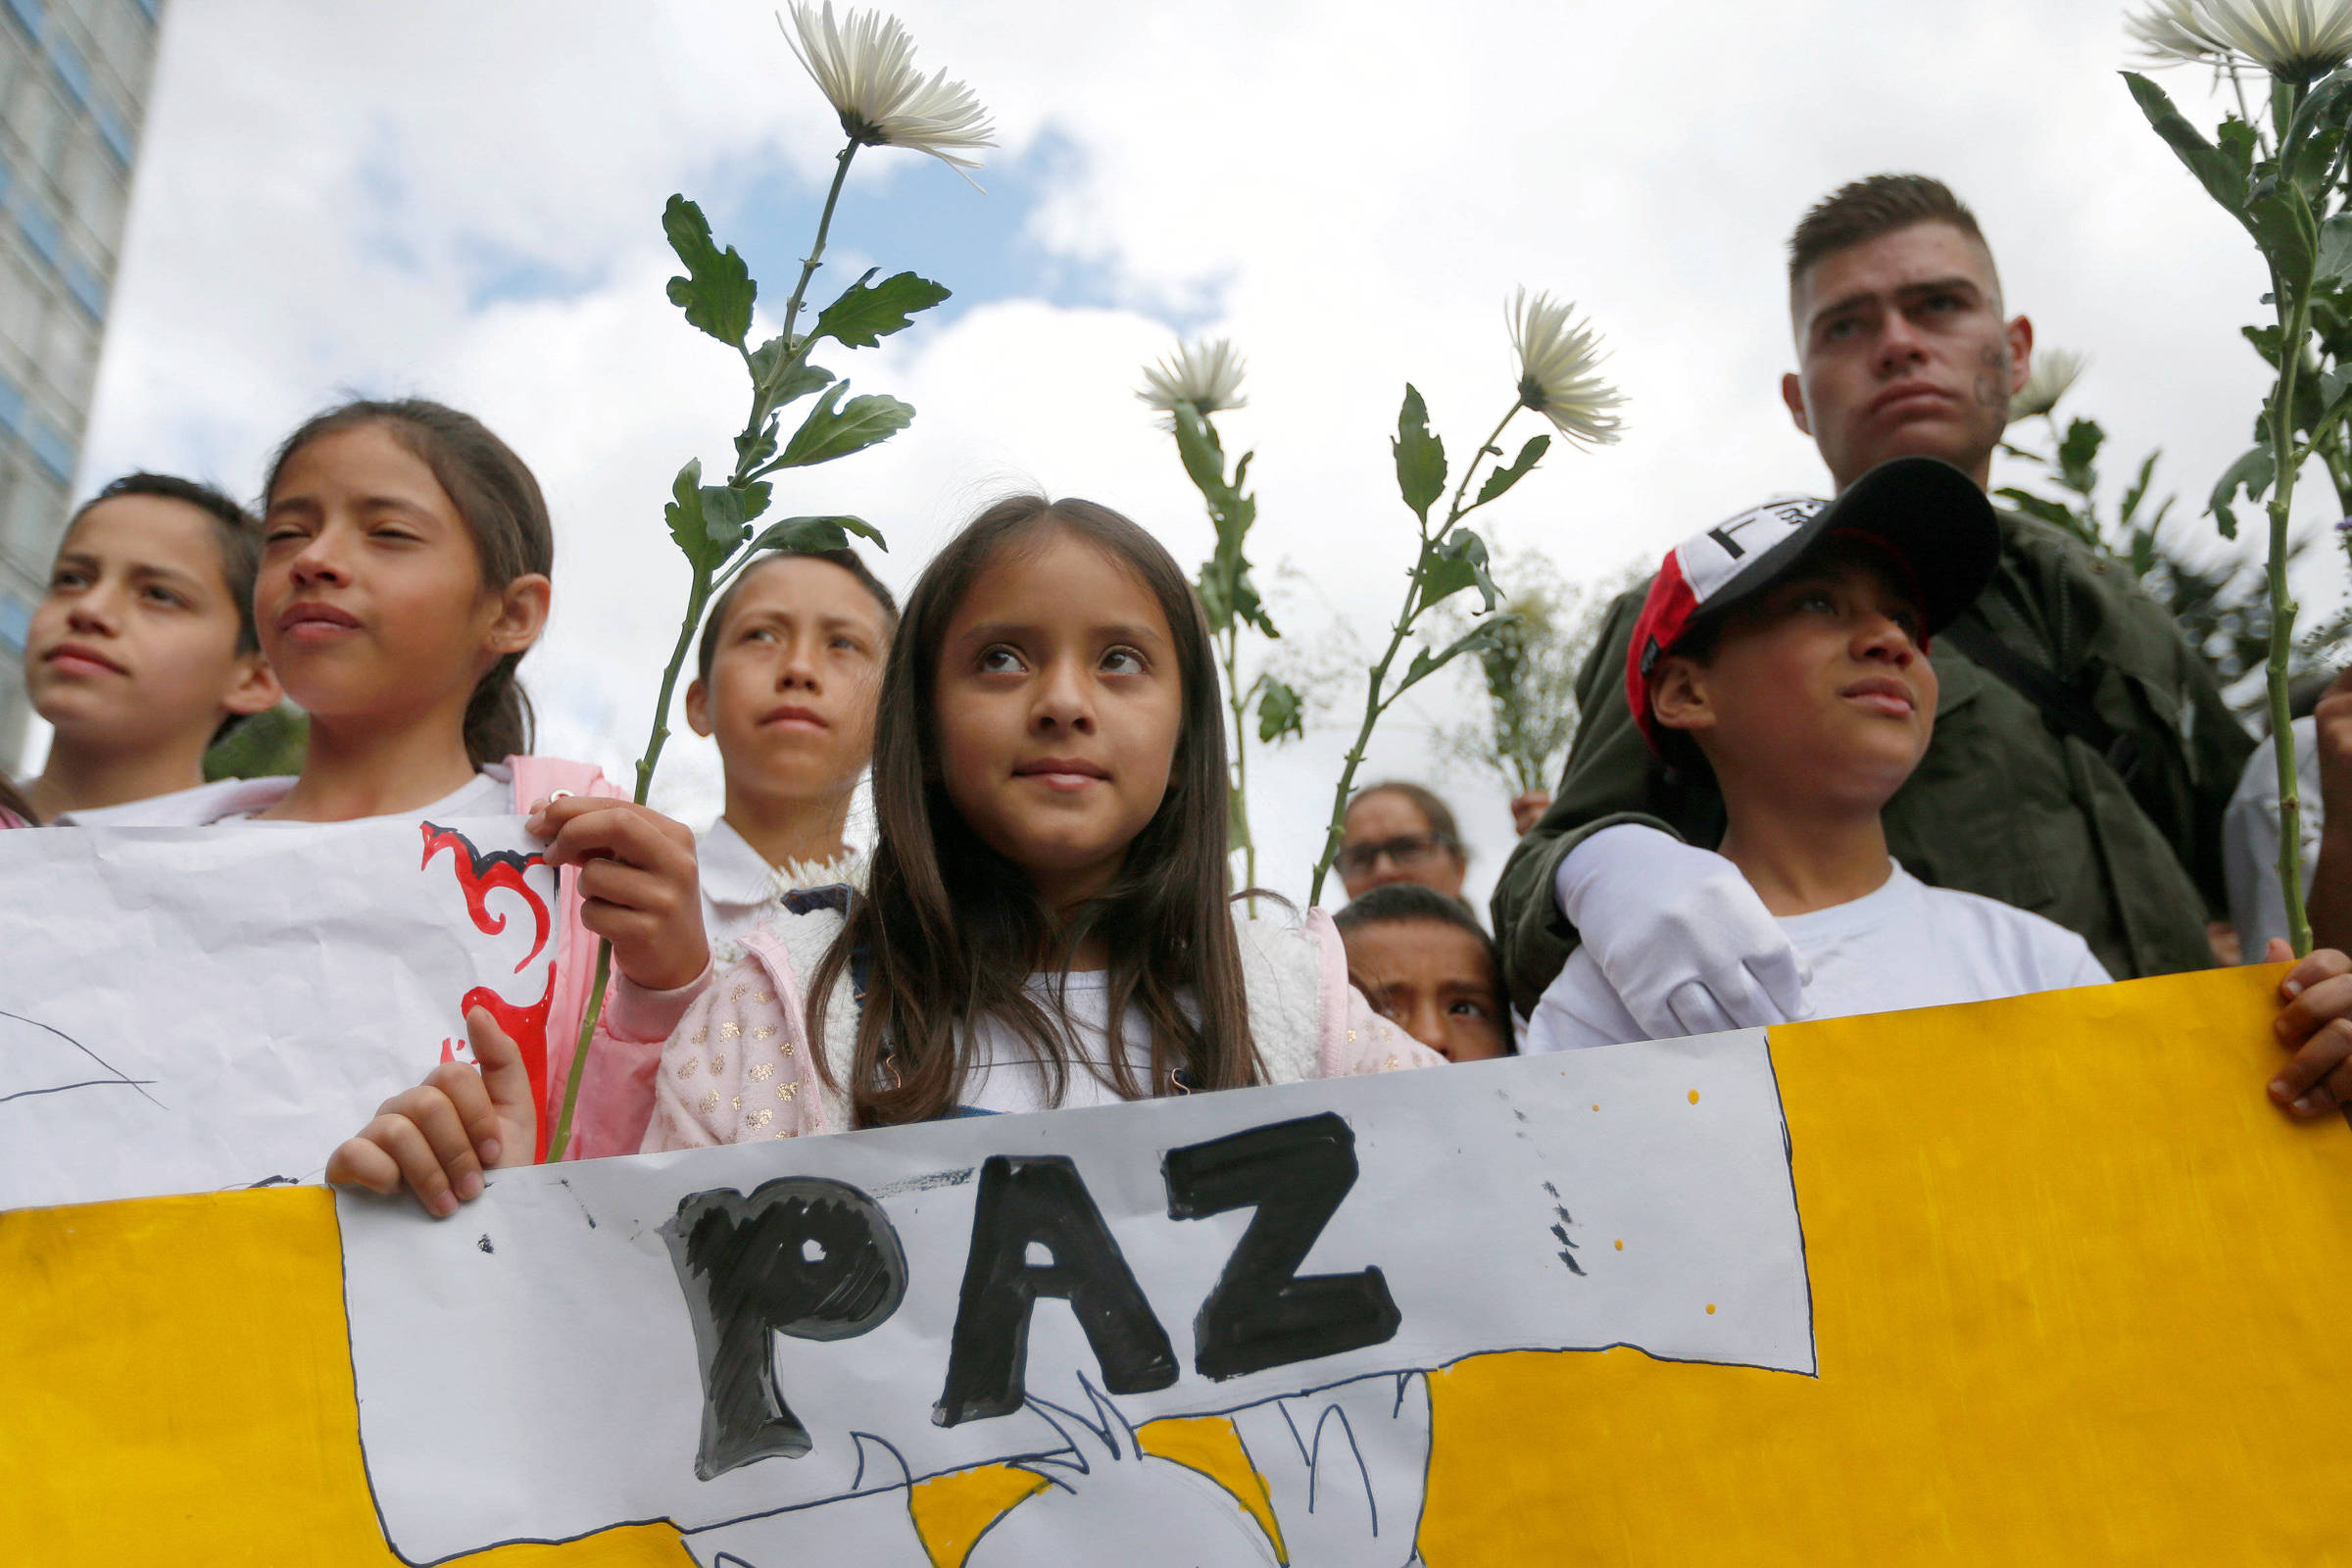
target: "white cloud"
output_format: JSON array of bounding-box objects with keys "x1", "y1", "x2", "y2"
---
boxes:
[{"x1": 48, "y1": 0, "x2": 2346, "y2": 910}]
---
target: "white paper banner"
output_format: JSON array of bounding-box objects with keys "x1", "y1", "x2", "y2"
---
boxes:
[
  {"x1": 0, "y1": 816, "x2": 559, "y2": 1209},
  {"x1": 338, "y1": 1033, "x2": 1813, "y2": 1564}
]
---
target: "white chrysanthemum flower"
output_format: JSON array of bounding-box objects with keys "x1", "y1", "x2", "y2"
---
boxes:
[
  {"x1": 1508, "y1": 289, "x2": 1624, "y2": 446},
  {"x1": 2127, "y1": 0, "x2": 2352, "y2": 82},
  {"x1": 780, "y1": 3, "x2": 996, "y2": 178},
  {"x1": 2010, "y1": 347, "x2": 2088, "y2": 420},
  {"x1": 1137, "y1": 338, "x2": 1249, "y2": 419}
]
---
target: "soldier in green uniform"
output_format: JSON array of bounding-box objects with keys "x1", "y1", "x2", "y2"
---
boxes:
[{"x1": 1492, "y1": 173, "x2": 2253, "y2": 1032}]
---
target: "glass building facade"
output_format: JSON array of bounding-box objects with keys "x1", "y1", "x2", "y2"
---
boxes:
[{"x1": 0, "y1": 0, "x2": 160, "y2": 767}]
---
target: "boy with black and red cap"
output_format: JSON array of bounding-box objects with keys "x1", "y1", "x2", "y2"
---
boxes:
[{"x1": 1524, "y1": 456, "x2": 2109, "y2": 1053}]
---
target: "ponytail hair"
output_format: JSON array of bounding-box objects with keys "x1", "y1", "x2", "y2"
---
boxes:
[{"x1": 266, "y1": 398, "x2": 553, "y2": 766}]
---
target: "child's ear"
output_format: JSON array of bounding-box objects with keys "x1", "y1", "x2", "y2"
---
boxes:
[
  {"x1": 684, "y1": 678, "x2": 713, "y2": 739},
  {"x1": 1650, "y1": 655, "x2": 1714, "y2": 738},
  {"x1": 485, "y1": 572, "x2": 552, "y2": 657},
  {"x1": 221, "y1": 651, "x2": 282, "y2": 718}
]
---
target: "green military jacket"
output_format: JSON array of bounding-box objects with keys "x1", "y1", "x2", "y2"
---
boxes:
[{"x1": 1490, "y1": 510, "x2": 2256, "y2": 1017}]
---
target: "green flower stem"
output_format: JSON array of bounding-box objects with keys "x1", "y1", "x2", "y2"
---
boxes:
[
  {"x1": 1306, "y1": 400, "x2": 1520, "y2": 906},
  {"x1": 1223, "y1": 623, "x2": 1257, "y2": 897},
  {"x1": 780, "y1": 140, "x2": 860, "y2": 354},
  {"x1": 546, "y1": 144, "x2": 866, "y2": 1162},
  {"x1": 2266, "y1": 272, "x2": 2316, "y2": 957}
]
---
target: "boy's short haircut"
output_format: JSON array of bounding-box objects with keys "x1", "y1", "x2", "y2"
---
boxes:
[
  {"x1": 1788, "y1": 173, "x2": 1990, "y2": 294},
  {"x1": 693, "y1": 547, "x2": 899, "y2": 686},
  {"x1": 62, "y1": 473, "x2": 265, "y2": 749},
  {"x1": 64, "y1": 472, "x2": 263, "y2": 654},
  {"x1": 1334, "y1": 879, "x2": 1486, "y2": 937},
  {"x1": 1334, "y1": 881, "x2": 1515, "y2": 1053}
]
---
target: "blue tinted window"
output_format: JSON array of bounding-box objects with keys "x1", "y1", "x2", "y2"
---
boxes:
[
  {"x1": 92, "y1": 103, "x2": 130, "y2": 168},
  {"x1": 60, "y1": 254, "x2": 100, "y2": 318},
  {"x1": 3, "y1": 0, "x2": 40, "y2": 43},
  {"x1": 45, "y1": 31, "x2": 85, "y2": 107},
  {"x1": 0, "y1": 593, "x2": 30, "y2": 654},
  {"x1": 0, "y1": 369, "x2": 27, "y2": 436},
  {"x1": 14, "y1": 190, "x2": 59, "y2": 266},
  {"x1": 26, "y1": 413, "x2": 74, "y2": 482}
]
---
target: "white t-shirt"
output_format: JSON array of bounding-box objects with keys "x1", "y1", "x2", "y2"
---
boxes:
[
  {"x1": 2224, "y1": 716, "x2": 2322, "y2": 958},
  {"x1": 1524, "y1": 861, "x2": 2112, "y2": 1052},
  {"x1": 53, "y1": 765, "x2": 513, "y2": 827},
  {"x1": 956, "y1": 970, "x2": 1160, "y2": 1115}
]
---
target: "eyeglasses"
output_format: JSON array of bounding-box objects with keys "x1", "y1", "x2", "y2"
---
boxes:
[{"x1": 1337, "y1": 832, "x2": 1457, "y2": 877}]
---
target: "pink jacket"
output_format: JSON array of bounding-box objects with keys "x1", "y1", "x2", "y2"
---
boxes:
[{"x1": 642, "y1": 905, "x2": 1441, "y2": 1151}]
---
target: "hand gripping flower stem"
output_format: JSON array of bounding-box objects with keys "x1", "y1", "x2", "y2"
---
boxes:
[{"x1": 547, "y1": 2, "x2": 979, "y2": 1160}]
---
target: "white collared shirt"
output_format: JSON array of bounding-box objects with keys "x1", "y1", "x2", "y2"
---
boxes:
[{"x1": 696, "y1": 815, "x2": 865, "y2": 963}]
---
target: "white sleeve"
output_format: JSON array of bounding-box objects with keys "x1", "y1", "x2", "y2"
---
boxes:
[
  {"x1": 2225, "y1": 733, "x2": 2287, "y2": 956},
  {"x1": 1521, "y1": 951, "x2": 1650, "y2": 1053}
]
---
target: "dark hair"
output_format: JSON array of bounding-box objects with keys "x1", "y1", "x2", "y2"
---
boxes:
[
  {"x1": 1333, "y1": 882, "x2": 1514, "y2": 1054},
  {"x1": 1344, "y1": 780, "x2": 1466, "y2": 862},
  {"x1": 694, "y1": 547, "x2": 899, "y2": 685},
  {"x1": 1788, "y1": 174, "x2": 1993, "y2": 295},
  {"x1": 807, "y1": 494, "x2": 1257, "y2": 1127},
  {"x1": 63, "y1": 471, "x2": 267, "y2": 747},
  {"x1": 264, "y1": 398, "x2": 552, "y2": 767}
]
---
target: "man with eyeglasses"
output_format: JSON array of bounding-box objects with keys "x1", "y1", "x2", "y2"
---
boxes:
[{"x1": 1338, "y1": 781, "x2": 1471, "y2": 905}]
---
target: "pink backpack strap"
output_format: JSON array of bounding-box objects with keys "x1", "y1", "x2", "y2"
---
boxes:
[
  {"x1": 504, "y1": 755, "x2": 622, "y2": 1159},
  {"x1": 507, "y1": 754, "x2": 621, "y2": 808}
]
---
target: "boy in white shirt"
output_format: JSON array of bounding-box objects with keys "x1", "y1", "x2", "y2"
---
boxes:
[{"x1": 1526, "y1": 456, "x2": 2108, "y2": 1053}]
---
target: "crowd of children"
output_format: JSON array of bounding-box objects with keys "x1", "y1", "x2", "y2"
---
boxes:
[{"x1": 11, "y1": 172, "x2": 2352, "y2": 1217}]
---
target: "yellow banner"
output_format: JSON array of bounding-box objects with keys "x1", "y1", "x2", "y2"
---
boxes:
[{"x1": 5, "y1": 965, "x2": 2345, "y2": 1564}]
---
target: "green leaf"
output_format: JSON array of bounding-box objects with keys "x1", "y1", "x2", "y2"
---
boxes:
[
  {"x1": 1417, "y1": 527, "x2": 1500, "y2": 613},
  {"x1": 661, "y1": 195, "x2": 755, "y2": 348},
  {"x1": 2123, "y1": 74, "x2": 2252, "y2": 217},
  {"x1": 2318, "y1": 214, "x2": 2352, "y2": 288},
  {"x1": 2207, "y1": 443, "x2": 2277, "y2": 540},
  {"x1": 2055, "y1": 416, "x2": 2104, "y2": 497},
  {"x1": 1474, "y1": 433, "x2": 1550, "y2": 508},
  {"x1": 773, "y1": 383, "x2": 916, "y2": 468},
  {"x1": 2280, "y1": 68, "x2": 2352, "y2": 189},
  {"x1": 664, "y1": 459, "x2": 722, "y2": 571},
  {"x1": 811, "y1": 269, "x2": 953, "y2": 350},
  {"x1": 1992, "y1": 486, "x2": 2085, "y2": 536},
  {"x1": 1256, "y1": 678, "x2": 1305, "y2": 744},
  {"x1": 1397, "y1": 622, "x2": 1502, "y2": 696},
  {"x1": 741, "y1": 514, "x2": 887, "y2": 557},
  {"x1": 1227, "y1": 785, "x2": 1251, "y2": 856},
  {"x1": 1392, "y1": 383, "x2": 1446, "y2": 522},
  {"x1": 748, "y1": 333, "x2": 836, "y2": 405},
  {"x1": 1172, "y1": 402, "x2": 1238, "y2": 512},
  {"x1": 2247, "y1": 181, "x2": 2321, "y2": 292}
]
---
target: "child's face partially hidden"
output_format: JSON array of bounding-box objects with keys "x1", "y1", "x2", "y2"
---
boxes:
[
  {"x1": 1344, "y1": 917, "x2": 1510, "y2": 1062},
  {"x1": 687, "y1": 557, "x2": 887, "y2": 808},
  {"x1": 1656, "y1": 549, "x2": 1937, "y2": 813},
  {"x1": 935, "y1": 527, "x2": 1183, "y2": 910},
  {"x1": 256, "y1": 423, "x2": 544, "y2": 730},
  {"x1": 26, "y1": 496, "x2": 276, "y2": 750}
]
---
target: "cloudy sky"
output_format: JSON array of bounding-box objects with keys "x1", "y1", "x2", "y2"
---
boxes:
[{"x1": 35, "y1": 0, "x2": 2345, "y2": 906}]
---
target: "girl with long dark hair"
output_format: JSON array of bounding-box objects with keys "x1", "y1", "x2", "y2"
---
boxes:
[{"x1": 334, "y1": 495, "x2": 1431, "y2": 1204}]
